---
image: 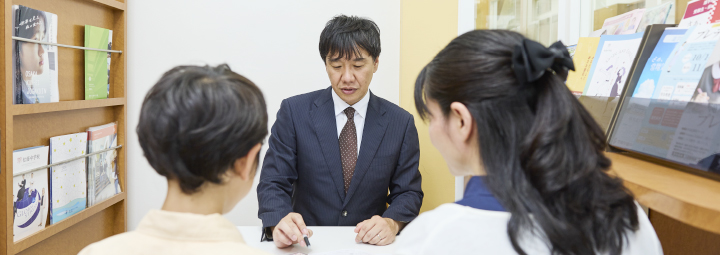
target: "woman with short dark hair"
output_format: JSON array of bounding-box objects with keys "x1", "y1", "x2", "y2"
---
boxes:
[
  {"x1": 79, "y1": 64, "x2": 270, "y2": 255},
  {"x1": 394, "y1": 30, "x2": 662, "y2": 255}
]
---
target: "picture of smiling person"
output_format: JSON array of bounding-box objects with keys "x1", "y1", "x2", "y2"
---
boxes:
[{"x1": 12, "y1": 5, "x2": 59, "y2": 104}]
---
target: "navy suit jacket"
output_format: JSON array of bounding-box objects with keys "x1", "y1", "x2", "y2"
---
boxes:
[{"x1": 258, "y1": 87, "x2": 423, "y2": 227}]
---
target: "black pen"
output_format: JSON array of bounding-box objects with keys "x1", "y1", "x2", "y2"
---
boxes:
[{"x1": 303, "y1": 234, "x2": 311, "y2": 247}]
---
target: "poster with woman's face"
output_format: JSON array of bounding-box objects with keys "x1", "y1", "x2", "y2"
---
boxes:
[{"x1": 12, "y1": 5, "x2": 58, "y2": 104}]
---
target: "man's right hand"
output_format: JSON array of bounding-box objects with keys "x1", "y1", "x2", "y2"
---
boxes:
[{"x1": 272, "y1": 212, "x2": 313, "y2": 248}]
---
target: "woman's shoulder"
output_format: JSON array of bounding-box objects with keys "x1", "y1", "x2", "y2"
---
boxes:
[
  {"x1": 396, "y1": 203, "x2": 662, "y2": 255},
  {"x1": 405, "y1": 203, "x2": 512, "y2": 231},
  {"x1": 624, "y1": 204, "x2": 664, "y2": 255},
  {"x1": 395, "y1": 203, "x2": 528, "y2": 255},
  {"x1": 77, "y1": 231, "x2": 144, "y2": 255}
]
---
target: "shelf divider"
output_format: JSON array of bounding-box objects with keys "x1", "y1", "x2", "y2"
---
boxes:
[
  {"x1": 90, "y1": 0, "x2": 126, "y2": 10},
  {"x1": 12, "y1": 98, "x2": 126, "y2": 116}
]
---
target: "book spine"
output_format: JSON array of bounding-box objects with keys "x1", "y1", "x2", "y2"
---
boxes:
[
  {"x1": 48, "y1": 140, "x2": 53, "y2": 224},
  {"x1": 87, "y1": 132, "x2": 93, "y2": 206},
  {"x1": 13, "y1": 7, "x2": 22, "y2": 104}
]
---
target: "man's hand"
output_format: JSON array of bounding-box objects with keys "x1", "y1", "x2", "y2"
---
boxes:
[
  {"x1": 272, "y1": 212, "x2": 313, "y2": 248},
  {"x1": 353, "y1": 215, "x2": 400, "y2": 246}
]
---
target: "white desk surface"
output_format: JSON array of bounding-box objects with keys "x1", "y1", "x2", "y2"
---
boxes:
[{"x1": 237, "y1": 226, "x2": 397, "y2": 255}]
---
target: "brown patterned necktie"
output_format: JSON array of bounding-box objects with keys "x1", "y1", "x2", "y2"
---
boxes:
[{"x1": 339, "y1": 107, "x2": 357, "y2": 193}]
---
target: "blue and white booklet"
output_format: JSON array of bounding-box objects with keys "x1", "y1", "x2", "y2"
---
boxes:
[
  {"x1": 12, "y1": 146, "x2": 49, "y2": 241},
  {"x1": 632, "y1": 27, "x2": 691, "y2": 99},
  {"x1": 49, "y1": 133, "x2": 88, "y2": 224}
]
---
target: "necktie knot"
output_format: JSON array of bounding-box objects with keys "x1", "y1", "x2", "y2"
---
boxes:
[{"x1": 344, "y1": 107, "x2": 356, "y2": 119}]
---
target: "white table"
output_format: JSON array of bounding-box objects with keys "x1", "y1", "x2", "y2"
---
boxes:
[{"x1": 237, "y1": 226, "x2": 397, "y2": 255}]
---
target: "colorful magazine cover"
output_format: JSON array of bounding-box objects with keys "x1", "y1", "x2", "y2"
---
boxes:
[
  {"x1": 49, "y1": 133, "x2": 88, "y2": 224},
  {"x1": 87, "y1": 123, "x2": 120, "y2": 206},
  {"x1": 84, "y1": 25, "x2": 112, "y2": 100},
  {"x1": 632, "y1": 28, "x2": 691, "y2": 99},
  {"x1": 636, "y1": 2, "x2": 673, "y2": 33},
  {"x1": 678, "y1": 0, "x2": 718, "y2": 27},
  {"x1": 689, "y1": 25, "x2": 720, "y2": 104},
  {"x1": 11, "y1": 5, "x2": 59, "y2": 104},
  {"x1": 652, "y1": 24, "x2": 720, "y2": 102},
  {"x1": 583, "y1": 33, "x2": 644, "y2": 97},
  {"x1": 12, "y1": 146, "x2": 49, "y2": 242},
  {"x1": 601, "y1": 8, "x2": 645, "y2": 35}
]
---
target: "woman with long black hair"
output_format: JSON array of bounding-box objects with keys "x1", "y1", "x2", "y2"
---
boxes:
[{"x1": 394, "y1": 30, "x2": 662, "y2": 255}]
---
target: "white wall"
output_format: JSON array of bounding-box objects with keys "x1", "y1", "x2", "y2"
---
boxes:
[{"x1": 127, "y1": 0, "x2": 400, "y2": 230}]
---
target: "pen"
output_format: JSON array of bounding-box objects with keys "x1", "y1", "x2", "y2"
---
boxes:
[{"x1": 303, "y1": 234, "x2": 311, "y2": 247}]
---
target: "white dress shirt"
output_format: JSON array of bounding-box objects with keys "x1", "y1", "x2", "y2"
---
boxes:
[
  {"x1": 331, "y1": 88, "x2": 370, "y2": 155},
  {"x1": 395, "y1": 203, "x2": 663, "y2": 255}
]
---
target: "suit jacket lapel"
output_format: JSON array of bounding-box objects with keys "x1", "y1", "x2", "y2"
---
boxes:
[
  {"x1": 343, "y1": 93, "x2": 389, "y2": 207},
  {"x1": 310, "y1": 88, "x2": 346, "y2": 201}
]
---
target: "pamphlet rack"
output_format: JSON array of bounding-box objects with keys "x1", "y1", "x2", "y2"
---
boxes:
[{"x1": 1, "y1": 0, "x2": 127, "y2": 254}]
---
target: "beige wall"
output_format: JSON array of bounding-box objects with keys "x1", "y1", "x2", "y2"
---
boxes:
[{"x1": 400, "y1": 0, "x2": 458, "y2": 213}]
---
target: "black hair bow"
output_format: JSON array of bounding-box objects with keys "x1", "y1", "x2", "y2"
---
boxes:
[{"x1": 512, "y1": 39, "x2": 575, "y2": 86}]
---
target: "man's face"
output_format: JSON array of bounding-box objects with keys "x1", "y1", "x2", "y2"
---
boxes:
[{"x1": 325, "y1": 48, "x2": 379, "y2": 105}]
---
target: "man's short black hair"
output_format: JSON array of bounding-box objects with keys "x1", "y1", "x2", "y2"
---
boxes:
[
  {"x1": 319, "y1": 15, "x2": 381, "y2": 62},
  {"x1": 137, "y1": 64, "x2": 268, "y2": 194}
]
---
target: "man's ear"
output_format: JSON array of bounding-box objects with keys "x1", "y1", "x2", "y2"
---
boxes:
[
  {"x1": 233, "y1": 143, "x2": 262, "y2": 181},
  {"x1": 373, "y1": 57, "x2": 380, "y2": 73}
]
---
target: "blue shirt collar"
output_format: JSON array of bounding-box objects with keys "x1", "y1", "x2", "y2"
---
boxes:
[{"x1": 456, "y1": 176, "x2": 506, "y2": 212}]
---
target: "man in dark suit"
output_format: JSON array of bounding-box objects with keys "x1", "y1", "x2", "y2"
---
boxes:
[{"x1": 257, "y1": 15, "x2": 423, "y2": 248}]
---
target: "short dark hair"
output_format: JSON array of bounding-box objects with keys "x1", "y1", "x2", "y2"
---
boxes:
[
  {"x1": 415, "y1": 30, "x2": 637, "y2": 255},
  {"x1": 137, "y1": 64, "x2": 268, "y2": 194},
  {"x1": 319, "y1": 15, "x2": 381, "y2": 62}
]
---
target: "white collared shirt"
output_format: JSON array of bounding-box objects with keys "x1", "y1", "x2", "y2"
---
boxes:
[{"x1": 331, "y1": 88, "x2": 370, "y2": 155}]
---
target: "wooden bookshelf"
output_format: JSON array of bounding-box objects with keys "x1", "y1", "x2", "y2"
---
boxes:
[
  {"x1": 608, "y1": 153, "x2": 720, "y2": 255},
  {"x1": 609, "y1": 153, "x2": 720, "y2": 234},
  {"x1": 1, "y1": 0, "x2": 127, "y2": 254}
]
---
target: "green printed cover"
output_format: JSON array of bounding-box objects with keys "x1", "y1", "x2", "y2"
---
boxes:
[{"x1": 84, "y1": 25, "x2": 112, "y2": 100}]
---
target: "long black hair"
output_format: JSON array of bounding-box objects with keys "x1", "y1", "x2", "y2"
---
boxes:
[{"x1": 414, "y1": 30, "x2": 638, "y2": 255}]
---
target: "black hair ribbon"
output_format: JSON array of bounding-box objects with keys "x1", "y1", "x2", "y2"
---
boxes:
[{"x1": 512, "y1": 39, "x2": 575, "y2": 86}]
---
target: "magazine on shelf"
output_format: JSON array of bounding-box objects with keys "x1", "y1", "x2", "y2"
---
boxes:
[
  {"x1": 636, "y1": 2, "x2": 673, "y2": 33},
  {"x1": 678, "y1": 0, "x2": 718, "y2": 27},
  {"x1": 12, "y1": 146, "x2": 49, "y2": 241},
  {"x1": 601, "y1": 8, "x2": 645, "y2": 35},
  {"x1": 11, "y1": 5, "x2": 59, "y2": 104},
  {"x1": 583, "y1": 33, "x2": 644, "y2": 97},
  {"x1": 85, "y1": 25, "x2": 112, "y2": 100},
  {"x1": 632, "y1": 27, "x2": 691, "y2": 99},
  {"x1": 652, "y1": 24, "x2": 720, "y2": 102},
  {"x1": 567, "y1": 37, "x2": 601, "y2": 95},
  {"x1": 49, "y1": 133, "x2": 88, "y2": 224},
  {"x1": 87, "y1": 122, "x2": 120, "y2": 206}
]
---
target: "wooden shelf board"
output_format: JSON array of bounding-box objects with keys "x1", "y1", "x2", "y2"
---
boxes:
[
  {"x1": 90, "y1": 0, "x2": 126, "y2": 10},
  {"x1": 11, "y1": 192, "x2": 126, "y2": 254},
  {"x1": 12, "y1": 98, "x2": 126, "y2": 116},
  {"x1": 608, "y1": 153, "x2": 720, "y2": 234}
]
